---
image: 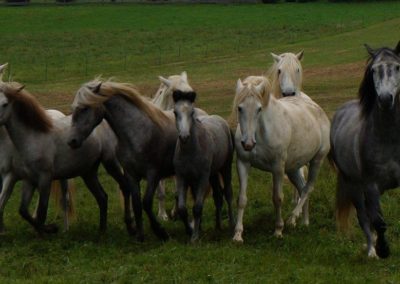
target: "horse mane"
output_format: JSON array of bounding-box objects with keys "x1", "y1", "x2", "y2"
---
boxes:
[
  {"x1": 268, "y1": 53, "x2": 303, "y2": 98},
  {"x1": 0, "y1": 82, "x2": 53, "y2": 132},
  {"x1": 152, "y1": 74, "x2": 193, "y2": 110},
  {"x1": 359, "y1": 46, "x2": 400, "y2": 117},
  {"x1": 73, "y1": 78, "x2": 170, "y2": 128},
  {"x1": 231, "y1": 76, "x2": 272, "y2": 122}
]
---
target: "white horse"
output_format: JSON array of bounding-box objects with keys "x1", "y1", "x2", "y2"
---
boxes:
[
  {"x1": 232, "y1": 76, "x2": 330, "y2": 241},
  {"x1": 153, "y1": 71, "x2": 207, "y2": 220},
  {"x1": 269, "y1": 51, "x2": 312, "y2": 206},
  {"x1": 0, "y1": 64, "x2": 74, "y2": 233}
]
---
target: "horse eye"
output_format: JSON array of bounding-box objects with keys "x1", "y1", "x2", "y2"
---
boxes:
[
  {"x1": 278, "y1": 69, "x2": 281, "y2": 75},
  {"x1": 2, "y1": 103, "x2": 8, "y2": 108},
  {"x1": 396, "y1": 65, "x2": 400, "y2": 72},
  {"x1": 238, "y1": 106, "x2": 243, "y2": 113},
  {"x1": 173, "y1": 110, "x2": 177, "y2": 116},
  {"x1": 257, "y1": 107, "x2": 262, "y2": 113},
  {"x1": 297, "y1": 68, "x2": 300, "y2": 73}
]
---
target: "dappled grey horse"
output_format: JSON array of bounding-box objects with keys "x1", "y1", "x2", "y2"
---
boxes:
[
  {"x1": 68, "y1": 79, "x2": 179, "y2": 241},
  {"x1": 172, "y1": 90, "x2": 234, "y2": 242},
  {"x1": 0, "y1": 81, "x2": 134, "y2": 235},
  {"x1": 331, "y1": 42, "x2": 400, "y2": 259}
]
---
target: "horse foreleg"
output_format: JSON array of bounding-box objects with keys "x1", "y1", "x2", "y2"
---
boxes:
[
  {"x1": 0, "y1": 174, "x2": 16, "y2": 233},
  {"x1": 157, "y1": 180, "x2": 169, "y2": 221},
  {"x1": 365, "y1": 184, "x2": 389, "y2": 258},
  {"x1": 272, "y1": 168, "x2": 285, "y2": 238},
  {"x1": 59, "y1": 179, "x2": 70, "y2": 232},
  {"x1": 233, "y1": 159, "x2": 250, "y2": 242},
  {"x1": 191, "y1": 176, "x2": 209, "y2": 243},
  {"x1": 125, "y1": 173, "x2": 144, "y2": 242},
  {"x1": 143, "y1": 175, "x2": 169, "y2": 241},
  {"x1": 176, "y1": 176, "x2": 192, "y2": 236},
  {"x1": 19, "y1": 181, "x2": 36, "y2": 230},
  {"x1": 35, "y1": 177, "x2": 58, "y2": 234},
  {"x1": 103, "y1": 160, "x2": 136, "y2": 236},
  {"x1": 82, "y1": 173, "x2": 108, "y2": 233},
  {"x1": 288, "y1": 158, "x2": 322, "y2": 227}
]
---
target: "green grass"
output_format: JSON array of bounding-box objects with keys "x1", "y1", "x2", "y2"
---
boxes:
[{"x1": 0, "y1": 2, "x2": 400, "y2": 283}]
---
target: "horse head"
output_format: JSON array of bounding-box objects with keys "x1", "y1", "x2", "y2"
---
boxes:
[
  {"x1": 270, "y1": 51, "x2": 303, "y2": 97},
  {"x1": 360, "y1": 41, "x2": 400, "y2": 115}
]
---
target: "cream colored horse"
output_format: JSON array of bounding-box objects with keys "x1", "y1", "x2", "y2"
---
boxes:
[{"x1": 232, "y1": 76, "x2": 330, "y2": 241}]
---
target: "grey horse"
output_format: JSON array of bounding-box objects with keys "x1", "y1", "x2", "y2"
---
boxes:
[
  {"x1": 68, "y1": 79, "x2": 179, "y2": 241},
  {"x1": 331, "y1": 41, "x2": 400, "y2": 258},
  {"x1": 172, "y1": 90, "x2": 234, "y2": 242},
  {"x1": 0, "y1": 81, "x2": 134, "y2": 235}
]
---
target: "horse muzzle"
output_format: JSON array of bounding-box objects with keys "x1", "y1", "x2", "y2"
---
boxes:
[
  {"x1": 378, "y1": 93, "x2": 394, "y2": 109},
  {"x1": 179, "y1": 134, "x2": 190, "y2": 144},
  {"x1": 282, "y1": 91, "x2": 296, "y2": 97},
  {"x1": 68, "y1": 138, "x2": 82, "y2": 149},
  {"x1": 241, "y1": 140, "x2": 256, "y2": 151}
]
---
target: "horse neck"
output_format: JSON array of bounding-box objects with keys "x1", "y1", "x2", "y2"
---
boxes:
[
  {"x1": 370, "y1": 104, "x2": 400, "y2": 137},
  {"x1": 177, "y1": 118, "x2": 204, "y2": 153},
  {"x1": 103, "y1": 96, "x2": 162, "y2": 142},
  {"x1": 5, "y1": 111, "x2": 47, "y2": 156}
]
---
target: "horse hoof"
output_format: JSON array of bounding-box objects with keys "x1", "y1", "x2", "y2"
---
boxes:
[
  {"x1": 287, "y1": 216, "x2": 297, "y2": 227},
  {"x1": 367, "y1": 247, "x2": 378, "y2": 259},
  {"x1": 43, "y1": 224, "x2": 59, "y2": 234},
  {"x1": 190, "y1": 235, "x2": 199, "y2": 243},
  {"x1": 376, "y1": 240, "x2": 390, "y2": 259},
  {"x1": 158, "y1": 213, "x2": 169, "y2": 222},
  {"x1": 233, "y1": 232, "x2": 244, "y2": 243},
  {"x1": 274, "y1": 230, "x2": 283, "y2": 238}
]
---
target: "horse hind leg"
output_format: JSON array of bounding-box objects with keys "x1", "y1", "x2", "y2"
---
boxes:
[
  {"x1": 210, "y1": 175, "x2": 223, "y2": 230},
  {"x1": 220, "y1": 159, "x2": 235, "y2": 229},
  {"x1": 287, "y1": 168, "x2": 309, "y2": 226},
  {"x1": 364, "y1": 184, "x2": 390, "y2": 258},
  {"x1": 103, "y1": 160, "x2": 137, "y2": 236},
  {"x1": 0, "y1": 174, "x2": 17, "y2": 233},
  {"x1": 143, "y1": 175, "x2": 169, "y2": 241},
  {"x1": 287, "y1": 157, "x2": 323, "y2": 227}
]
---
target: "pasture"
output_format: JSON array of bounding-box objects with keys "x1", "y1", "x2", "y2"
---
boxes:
[{"x1": 0, "y1": 2, "x2": 400, "y2": 282}]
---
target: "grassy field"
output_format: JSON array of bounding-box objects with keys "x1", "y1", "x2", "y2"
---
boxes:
[{"x1": 0, "y1": 2, "x2": 400, "y2": 283}]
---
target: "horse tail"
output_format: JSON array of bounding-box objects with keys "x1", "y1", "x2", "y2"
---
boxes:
[
  {"x1": 327, "y1": 148, "x2": 337, "y2": 172},
  {"x1": 335, "y1": 174, "x2": 354, "y2": 232},
  {"x1": 51, "y1": 179, "x2": 77, "y2": 226}
]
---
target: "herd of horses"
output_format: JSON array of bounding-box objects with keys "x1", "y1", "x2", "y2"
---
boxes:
[{"x1": 0, "y1": 41, "x2": 399, "y2": 259}]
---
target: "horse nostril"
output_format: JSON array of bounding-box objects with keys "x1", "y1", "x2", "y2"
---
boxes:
[{"x1": 68, "y1": 138, "x2": 79, "y2": 148}]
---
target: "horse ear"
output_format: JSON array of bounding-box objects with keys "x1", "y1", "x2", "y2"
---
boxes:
[
  {"x1": 180, "y1": 71, "x2": 188, "y2": 82},
  {"x1": 271, "y1": 53, "x2": 281, "y2": 63},
  {"x1": 255, "y1": 81, "x2": 266, "y2": 95},
  {"x1": 236, "y1": 79, "x2": 244, "y2": 94},
  {"x1": 296, "y1": 50, "x2": 304, "y2": 61},
  {"x1": 364, "y1": 44, "x2": 375, "y2": 57},
  {"x1": 0, "y1": 63, "x2": 8, "y2": 79},
  {"x1": 395, "y1": 40, "x2": 400, "y2": 55},
  {"x1": 16, "y1": 84, "x2": 25, "y2": 93},
  {"x1": 91, "y1": 82, "x2": 102, "y2": 94},
  {"x1": 158, "y1": 76, "x2": 172, "y2": 87}
]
